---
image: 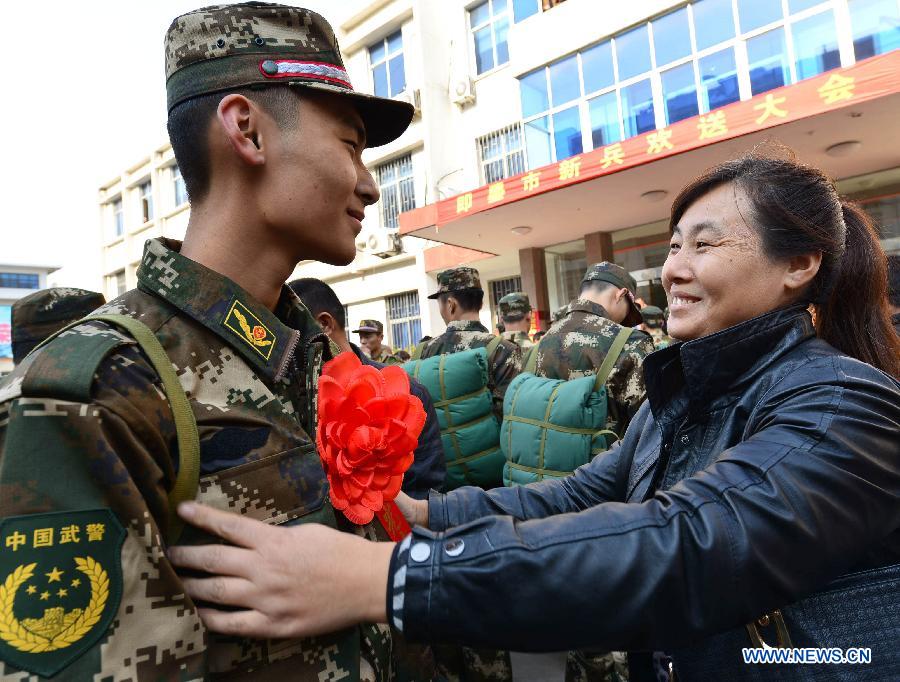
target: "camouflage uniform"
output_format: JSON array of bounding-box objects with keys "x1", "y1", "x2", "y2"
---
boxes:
[
  {"x1": 500, "y1": 330, "x2": 533, "y2": 349},
  {"x1": 0, "y1": 239, "x2": 395, "y2": 680},
  {"x1": 0, "y1": 2, "x2": 415, "y2": 678},
  {"x1": 11, "y1": 288, "x2": 105, "y2": 364},
  {"x1": 352, "y1": 320, "x2": 398, "y2": 364}
]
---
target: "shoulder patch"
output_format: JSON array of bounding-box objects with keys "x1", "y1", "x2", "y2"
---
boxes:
[
  {"x1": 0, "y1": 509, "x2": 125, "y2": 678},
  {"x1": 21, "y1": 324, "x2": 134, "y2": 403},
  {"x1": 223, "y1": 299, "x2": 276, "y2": 360}
]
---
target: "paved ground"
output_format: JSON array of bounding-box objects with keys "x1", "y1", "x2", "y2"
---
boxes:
[{"x1": 510, "y1": 651, "x2": 569, "y2": 681}]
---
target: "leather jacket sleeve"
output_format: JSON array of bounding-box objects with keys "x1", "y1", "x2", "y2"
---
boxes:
[{"x1": 398, "y1": 357, "x2": 900, "y2": 653}]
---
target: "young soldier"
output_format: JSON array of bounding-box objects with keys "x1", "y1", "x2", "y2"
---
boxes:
[
  {"x1": 421, "y1": 267, "x2": 521, "y2": 417},
  {"x1": 497, "y1": 291, "x2": 534, "y2": 349},
  {"x1": 0, "y1": 4, "x2": 413, "y2": 680},
  {"x1": 352, "y1": 319, "x2": 397, "y2": 362},
  {"x1": 640, "y1": 305, "x2": 676, "y2": 349}
]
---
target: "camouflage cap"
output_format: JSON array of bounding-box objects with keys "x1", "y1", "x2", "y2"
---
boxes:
[
  {"x1": 11, "y1": 288, "x2": 106, "y2": 364},
  {"x1": 640, "y1": 305, "x2": 665, "y2": 324},
  {"x1": 427, "y1": 267, "x2": 482, "y2": 299},
  {"x1": 165, "y1": 2, "x2": 413, "y2": 147},
  {"x1": 498, "y1": 292, "x2": 531, "y2": 320},
  {"x1": 352, "y1": 319, "x2": 383, "y2": 334},
  {"x1": 582, "y1": 262, "x2": 642, "y2": 326}
]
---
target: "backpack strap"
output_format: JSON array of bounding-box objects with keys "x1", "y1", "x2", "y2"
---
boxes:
[
  {"x1": 593, "y1": 327, "x2": 634, "y2": 392},
  {"x1": 523, "y1": 337, "x2": 542, "y2": 374},
  {"x1": 22, "y1": 314, "x2": 199, "y2": 543},
  {"x1": 485, "y1": 335, "x2": 503, "y2": 358},
  {"x1": 411, "y1": 340, "x2": 428, "y2": 361}
]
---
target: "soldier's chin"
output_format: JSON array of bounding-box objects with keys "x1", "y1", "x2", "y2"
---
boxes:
[{"x1": 318, "y1": 242, "x2": 357, "y2": 266}]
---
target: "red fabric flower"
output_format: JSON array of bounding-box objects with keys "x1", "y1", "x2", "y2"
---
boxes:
[{"x1": 317, "y1": 352, "x2": 426, "y2": 525}]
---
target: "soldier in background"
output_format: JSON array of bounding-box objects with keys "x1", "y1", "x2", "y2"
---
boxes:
[
  {"x1": 421, "y1": 266, "x2": 522, "y2": 418},
  {"x1": 537, "y1": 262, "x2": 653, "y2": 437},
  {"x1": 352, "y1": 319, "x2": 398, "y2": 362},
  {"x1": 11, "y1": 288, "x2": 105, "y2": 364},
  {"x1": 640, "y1": 305, "x2": 676, "y2": 349},
  {"x1": 498, "y1": 291, "x2": 534, "y2": 350},
  {"x1": 0, "y1": 4, "x2": 413, "y2": 679}
]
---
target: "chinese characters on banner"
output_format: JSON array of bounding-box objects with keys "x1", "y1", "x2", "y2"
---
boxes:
[{"x1": 437, "y1": 50, "x2": 893, "y2": 225}]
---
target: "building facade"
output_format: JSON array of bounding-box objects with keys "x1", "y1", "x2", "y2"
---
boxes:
[
  {"x1": 0, "y1": 264, "x2": 59, "y2": 374},
  {"x1": 98, "y1": 0, "x2": 900, "y2": 343}
]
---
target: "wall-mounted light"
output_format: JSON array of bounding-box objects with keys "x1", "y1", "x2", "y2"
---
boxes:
[
  {"x1": 640, "y1": 189, "x2": 668, "y2": 202},
  {"x1": 510, "y1": 226, "x2": 533, "y2": 235},
  {"x1": 825, "y1": 140, "x2": 862, "y2": 157}
]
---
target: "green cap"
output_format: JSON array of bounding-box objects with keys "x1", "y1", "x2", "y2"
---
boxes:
[
  {"x1": 582, "y1": 261, "x2": 642, "y2": 326},
  {"x1": 165, "y1": 2, "x2": 413, "y2": 147},
  {"x1": 428, "y1": 267, "x2": 482, "y2": 299},
  {"x1": 641, "y1": 305, "x2": 665, "y2": 324},
  {"x1": 12, "y1": 288, "x2": 106, "y2": 364},
  {"x1": 498, "y1": 292, "x2": 531, "y2": 320},
  {"x1": 352, "y1": 319, "x2": 383, "y2": 334}
]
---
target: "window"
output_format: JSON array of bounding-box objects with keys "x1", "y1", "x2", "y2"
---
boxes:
[
  {"x1": 621, "y1": 79, "x2": 655, "y2": 138},
  {"x1": 747, "y1": 28, "x2": 791, "y2": 95},
  {"x1": 0, "y1": 273, "x2": 40, "y2": 289},
  {"x1": 115, "y1": 271, "x2": 127, "y2": 297},
  {"x1": 699, "y1": 47, "x2": 740, "y2": 111},
  {"x1": 386, "y1": 291, "x2": 421, "y2": 350},
  {"x1": 489, "y1": 276, "x2": 523, "y2": 307},
  {"x1": 173, "y1": 165, "x2": 188, "y2": 206},
  {"x1": 692, "y1": 0, "x2": 736, "y2": 50},
  {"x1": 792, "y1": 10, "x2": 840, "y2": 80},
  {"x1": 848, "y1": 0, "x2": 900, "y2": 61},
  {"x1": 615, "y1": 25, "x2": 652, "y2": 80},
  {"x1": 653, "y1": 8, "x2": 693, "y2": 67},
  {"x1": 661, "y1": 62, "x2": 700, "y2": 125},
  {"x1": 139, "y1": 181, "x2": 153, "y2": 223},
  {"x1": 512, "y1": 0, "x2": 540, "y2": 22},
  {"x1": 470, "y1": 0, "x2": 510, "y2": 74},
  {"x1": 737, "y1": 0, "x2": 783, "y2": 33},
  {"x1": 376, "y1": 154, "x2": 415, "y2": 229},
  {"x1": 478, "y1": 123, "x2": 526, "y2": 184},
  {"x1": 112, "y1": 198, "x2": 124, "y2": 237},
  {"x1": 369, "y1": 30, "x2": 405, "y2": 98},
  {"x1": 588, "y1": 91, "x2": 621, "y2": 148}
]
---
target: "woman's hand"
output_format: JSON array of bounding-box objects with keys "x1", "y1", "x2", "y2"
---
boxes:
[
  {"x1": 394, "y1": 491, "x2": 429, "y2": 528},
  {"x1": 168, "y1": 502, "x2": 394, "y2": 639}
]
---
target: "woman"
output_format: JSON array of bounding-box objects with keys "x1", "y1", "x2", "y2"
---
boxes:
[{"x1": 169, "y1": 152, "x2": 900, "y2": 679}]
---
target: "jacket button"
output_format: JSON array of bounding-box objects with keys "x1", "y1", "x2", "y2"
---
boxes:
[
  {"x1": 680, "y1": 435, "x2": 690, "y2": 445},
  {"x1": 444, "y1": 538, "x2": 465, "y2": 557},
  {"x1": 757, "y1": 615, "x2": 770, "y2": 627},
  {"x1": 261, "y1": 59, "x2": 278, "y2": 75},
  {"x1": 409, "y1": 542, "x2": 431, "y2": 563}
]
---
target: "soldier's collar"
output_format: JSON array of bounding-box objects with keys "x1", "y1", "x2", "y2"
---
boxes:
[
  {"x1": 567, "y1": 298, "x2": 611, "y2": 319},
  {"x1": 136, "y1": 238, "x2": 324, "y2": 381},
  {"x1": 446, "y1": 319, "x2": 488, "y2": 332}
]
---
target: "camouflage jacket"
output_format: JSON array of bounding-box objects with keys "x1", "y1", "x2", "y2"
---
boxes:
[
  {"x1": 419, "y1": 320, "x2": 521, "y2": 417},
  {"x1": 535, "y1": 298, "x2": 653, "y2": 436},
  {"x1": 0, "y1": 238, "x2": 391, "y2": 681},
  {"x1": 500, "y1": 330, "x2": 533, "y2": 350},
  {"x1": 368, "y1": 344, "x2": 397, "y2": 364},
  {"x1": 648, "y1": 327, "x2": 676, "y2": 349}
]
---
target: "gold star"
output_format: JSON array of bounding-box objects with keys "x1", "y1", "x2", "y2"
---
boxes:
[
  {"x1": 45, "y1": 567, "x2": 64, "y2": 583},
  {"x1": 26, "y1": 585, "x2": 37, "y2": 595},
  {"x1": 71, "y1": 578, "x2": 81, "y2": 588},
  {"x1": 40, "y1": 591, "x2": 50, "y2": 601},
  {"x1": 57, "y1": 588, "x2": 68, "y2": 598}
]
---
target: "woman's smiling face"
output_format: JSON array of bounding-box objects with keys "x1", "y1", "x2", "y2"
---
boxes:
[{"x1": 662, "y1": 182, "x2": 802, "y2": 342}]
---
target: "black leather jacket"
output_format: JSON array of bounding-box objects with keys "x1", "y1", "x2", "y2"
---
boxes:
[{"x1": 394, "y1": 306, "x2": 900, "y2": 658}]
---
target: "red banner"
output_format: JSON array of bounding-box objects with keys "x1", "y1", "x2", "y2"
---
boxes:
[{"x1": 434, "y1": 51, "x2": 900, "y2": 227}]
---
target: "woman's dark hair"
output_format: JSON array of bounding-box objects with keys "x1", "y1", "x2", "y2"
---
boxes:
[{"x1": 670, "y1": 148, "x2": 899, "y2": 378}]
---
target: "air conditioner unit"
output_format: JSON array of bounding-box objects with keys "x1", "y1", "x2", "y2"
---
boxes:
[
  {"x1": 450, "y1": 77, "x2": 475, "y2": 107},
  {"x1": 396, "y1": 88, "x2": 422, "y2": 118},
  {"x1": 355, "y1": 230, "x2": 403, "y2": 258}
]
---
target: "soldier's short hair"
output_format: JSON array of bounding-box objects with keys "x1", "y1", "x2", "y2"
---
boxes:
[
  {"x1": 289, "y1": 277, "x2": 346, "y2": 330},
  {"x1": 439, "y1": 288, "x2": 483, "y2": 313},
  {"x1": 579, "y1": 279, "x2": 617, "y2": 297},
  {"x1": 167, "y1": 87, "x2": 303, "y2": 203}
]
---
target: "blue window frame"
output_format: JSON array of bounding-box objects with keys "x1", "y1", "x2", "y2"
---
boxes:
[
  {"x1": 792, "y1": 10, "x2": 841, "y2": 81},
  {"x1": 747, "y1": 28, "x2": 792, "y2": 95},
  {"x1": 552, "y1": 106, "x2": 583, "y2": 160},
  {"x1": 369, "y1": 30, "x2": 405, "y2": 97},
  {"x1": 699, "y1": 47, "x2": 740, "y2": 111},
  {"x1": 470, "y1": 0, "x2": 510, "y2": 74},
  {"x1": 520, "y1": 69, "x2": 549, "y2": 118},
  {"x1": 0, "y1": 273, "x2": 40, "y2": 289},
  {"x1": 661, "y1": 62, "x2": 700, "y2": 125},
  {"x1": 653, "y1": 7, "x2": 693, "y2": 67},
  {"x1": 387, "y1": 291, "x2": 421, "y2": 351},
  {"x1": 621, "y1": 79, "x2": 656, "y2": 138},
  {"x1": 512, "y1": 0, "x2": 539, "y2": 22},
  {"x1": 848, "y1": 0, "x2": 900, "y2": 61}
]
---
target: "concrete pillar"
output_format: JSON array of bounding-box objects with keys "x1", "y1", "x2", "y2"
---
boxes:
[
  {"x1": 518, "y1": 247, "x2": 550, "y2": 331},
  {"x1": 584, "y1": 231, "x2": 614, "y2": 265}
]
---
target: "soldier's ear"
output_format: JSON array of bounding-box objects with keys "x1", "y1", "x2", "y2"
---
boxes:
[
  {"x1": 217, "y1": 94, "x2": 266, "y2": 166},
  {"x1": 316, "y1": 311, "x2": 337, "y2": 335}
]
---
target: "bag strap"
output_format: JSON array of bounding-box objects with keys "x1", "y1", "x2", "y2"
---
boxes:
[
  {"x1": 593, "y1": 326, "x2": 634, "y2": 392},
  {"x1": 523, "y1": 337, "x2": 542, "y2": 374},
  {"x1": 85, "y1": 315, "x2": 200, "y2": 542},
  {"x1": 411, "y1": 340, "x2": 428, "y2": 361},
  {"x1": 485, "y1": 335, "x2": 503, "y2": 358}
]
